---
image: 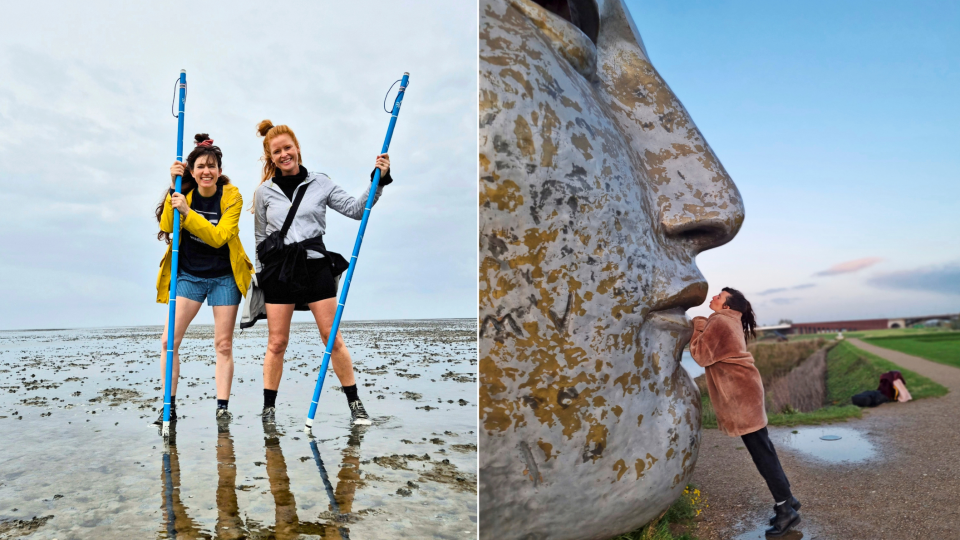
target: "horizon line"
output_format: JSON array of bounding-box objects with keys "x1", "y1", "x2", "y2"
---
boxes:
[{"x1": 0, "y1": 316, "x2": 478, "y2": 333}]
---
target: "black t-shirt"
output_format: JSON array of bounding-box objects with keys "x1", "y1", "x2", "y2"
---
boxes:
[{"x1": 178, "y1": 186, "x2": 232, "y2": 278}]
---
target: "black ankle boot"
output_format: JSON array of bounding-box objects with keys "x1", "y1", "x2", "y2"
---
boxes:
[
  {"x1": 765, "y1": 501, "x2": 800, "y2": 537},
  {"x1": 768, "y1": 496, "x2": 801, "y2": 525}
]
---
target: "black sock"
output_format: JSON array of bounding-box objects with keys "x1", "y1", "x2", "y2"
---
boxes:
[
  {"x1": 264, "y1": 389, "x2": 278, "y2": 409},
  {"x1": 217, "y1": 399, "x2": 229, "y2": 410},
  {"x1": 343, "y1": 384, "x2": 359, "y2": 403}
]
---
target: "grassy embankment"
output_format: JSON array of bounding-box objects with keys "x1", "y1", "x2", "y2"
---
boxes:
[
  {"x1": 611, "y1": 485, "x2": 704, "y2": 540},
  {"x1": 700, "y1": 340, "x2": 948, "y2": 429},
  {"x1": 787, "y1": 326, "x2": 956, "y2": 343},
  {"x1": 864, "y1": 331, "x2": 960, "y2": 369}
]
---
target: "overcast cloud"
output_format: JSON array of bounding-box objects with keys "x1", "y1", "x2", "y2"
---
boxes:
[
  {"x1": 868, "y1": 263, "x2": 960, "y2": 296},
  {"x1": 813, "y1": 257, "x2": 884, "y2": 277},
  {"x1": 0, "y1": 1, "x2": 476, "y2": 330}
]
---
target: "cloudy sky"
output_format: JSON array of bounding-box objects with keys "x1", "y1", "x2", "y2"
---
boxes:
[
  {"x1": 626, "y1": 0, "x2": 959, "y2": 324},
  {"x1": 0, "y1": 1, "x2": 476, "y2": 329}
]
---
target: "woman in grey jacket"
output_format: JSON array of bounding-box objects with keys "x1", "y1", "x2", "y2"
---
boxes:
[{"x1": 252, "y1": 120, "x2": 392, "y2": 426}]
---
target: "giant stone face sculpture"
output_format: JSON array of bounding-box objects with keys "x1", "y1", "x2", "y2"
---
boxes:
[{"x1": 478, "y1": 1, "x2": 746, "y2": 538}]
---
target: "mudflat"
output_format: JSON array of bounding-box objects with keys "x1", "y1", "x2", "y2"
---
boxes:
[{"x1": 0, "y1": 319, "x2": 478, "y2": 539}]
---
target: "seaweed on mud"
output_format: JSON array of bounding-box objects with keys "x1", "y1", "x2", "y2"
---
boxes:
[
  {"x1": 418, "y1": 460, "x2": 477, "y2": 493},
  {"x1": 0, "y1": 515, "x2": 54, "y2": 538}
]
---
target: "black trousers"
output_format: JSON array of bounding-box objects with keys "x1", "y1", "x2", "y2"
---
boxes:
[{"x1": 741, "y1": 427, "x2": 793, "y2": 503}]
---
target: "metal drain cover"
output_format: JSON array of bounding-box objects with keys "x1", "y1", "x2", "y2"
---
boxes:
[{"x1": 820, "y1": 435, "x2": 842, "y2": 441}]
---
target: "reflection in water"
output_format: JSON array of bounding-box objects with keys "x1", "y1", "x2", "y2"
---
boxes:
[
  {"x1": 160, "y1": 428, "x2": 207, "y2": 539},
  {"x1": 159, "y1": 424, "x2": 363, "y2": 539},
  {"x1": 735, "y1": 525, "x2": 804, "y2": 539},
  {"x1": 776, "y1": 426, "x2": 875, "y2": 464}
]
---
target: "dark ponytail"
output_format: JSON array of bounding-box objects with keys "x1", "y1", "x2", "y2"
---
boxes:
[
  {"x1": 155, "y1": 134, "x2": 231, "y2": 243},
  {"x1": 721, "y1": 287, "x2": 757, "y2": 340}
]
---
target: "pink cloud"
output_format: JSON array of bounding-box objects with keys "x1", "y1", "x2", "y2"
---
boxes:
[{"x1": 814, "y1": 257, "x2": 883, "y2": 276}]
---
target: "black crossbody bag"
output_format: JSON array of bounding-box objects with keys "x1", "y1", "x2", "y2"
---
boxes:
[
  {"x1": 256, "y1": 185, "x2": 350, "y2": 286},
  {"x1": 256, "y1": 184, "x2": 307, "y2": 264}
]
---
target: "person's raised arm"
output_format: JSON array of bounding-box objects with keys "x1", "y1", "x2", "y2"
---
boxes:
[
  {"x1": 326, "y1": 154, "x2": 391, "y2": 220},
  {"x1": 689, "y1": 316, "x2": 722, "y2": 368}
]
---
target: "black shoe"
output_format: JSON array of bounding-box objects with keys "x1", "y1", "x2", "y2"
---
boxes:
[
  {"x1": 153, "y1": 408, "x2": 177, "y2": 426},
  {"x1": 349, "y1": 399, "x2": 371, "y2": 426},
  {"x1": 261, "y1": 406, "x2": 276, "y2": 424},
  {"x1": 216, "y1": 408, "x2": 232, "y2": 432},
  {"x1": 765, "y1": 501, "x2": 800, "y2": 537},
  {"x1": 768, "y1": 496, "x2": 801, "y2": 525}
]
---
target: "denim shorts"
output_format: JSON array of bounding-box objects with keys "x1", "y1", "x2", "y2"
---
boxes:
[{"x1": 176, "y1": 271, "x2": 241, "y2": 306}]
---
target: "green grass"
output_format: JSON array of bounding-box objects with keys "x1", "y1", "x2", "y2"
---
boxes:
[
  {"x1": 700, "y1": 394, "x2": 862, "y2": 429},
  {"x1": 699, "y1": 341, "x2": 949, "y2": 430},
  {"x1": 863, "y1": 331, "x2": 960, "y2": 369},
  {"x1": 787, "y1": 326, "x2": 955, "y2": 342},
  {"x1": 610, "y1": 485, "x2": 703, "y2": 540},
  {"x1": 826, "y1": 340, "x2": 949, "y2": 404}
]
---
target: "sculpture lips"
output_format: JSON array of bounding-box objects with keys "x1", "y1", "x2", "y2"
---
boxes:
[
  {"x1": 645, "y1": 307, "x2": 692, "y2": 332},
  {"x1": 649, "y1": 281, "x2": 708, "y2": 313}
]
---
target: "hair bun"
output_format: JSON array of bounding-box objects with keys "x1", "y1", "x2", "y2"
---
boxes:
[
  {"x1": 194, "y1": 133, "x2": 211, "y2": 144},
  {"x1": 257, "y1": 120, "x2": 274, "y2": 137}
]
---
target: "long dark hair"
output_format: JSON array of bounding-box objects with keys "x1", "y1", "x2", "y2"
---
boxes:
[
  {"x1": 155, "y1": 134, "x2": 232, "y2": 243},
  {"x1": 722, "y1": 287, "x2": 757, "y2": 340}
]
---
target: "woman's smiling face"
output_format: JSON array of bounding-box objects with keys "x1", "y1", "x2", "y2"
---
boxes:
[
  {"x1": 191, "y1": 154, "x2": 220, "y2": 190},
  {"x1": 269, "y1": 134, "x2": 300, "y2": 175}
]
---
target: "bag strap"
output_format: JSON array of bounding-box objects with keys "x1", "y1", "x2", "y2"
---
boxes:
[{"x1": 278, "y1": 183, "x2": 308, "y2": 240}]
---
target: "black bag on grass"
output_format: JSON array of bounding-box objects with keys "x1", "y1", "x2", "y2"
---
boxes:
[{"x1": 852, "y1": 390, "x2": 890, "y2": 407}]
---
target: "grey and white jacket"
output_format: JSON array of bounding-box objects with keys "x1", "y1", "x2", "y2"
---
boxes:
[
  {"x1": 241, "y1": 171, "x2": 383, "y2": 328},
  {"x1": 252, "y1": 171, "x2": 383, "y2": 273}
]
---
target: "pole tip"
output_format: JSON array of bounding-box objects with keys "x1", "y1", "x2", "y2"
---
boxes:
[
  {"x1": 403, "y1": 72, "x2": 410, "y2": 76},
  {"x1": 180, "y1": 69, "x2": 186, "y2": 73}
]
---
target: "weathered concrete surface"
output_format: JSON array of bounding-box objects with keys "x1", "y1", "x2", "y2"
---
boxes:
[{"x1": 479, "y1": 1, "x2": 745, "y2": 538}]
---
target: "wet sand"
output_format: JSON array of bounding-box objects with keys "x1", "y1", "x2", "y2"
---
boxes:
[{"x1": 0, "y1": 319, "x2": 477, "y2": 539}]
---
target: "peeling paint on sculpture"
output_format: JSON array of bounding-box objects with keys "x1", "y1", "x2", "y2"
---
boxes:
[{"x1": 479, "y1": 1, "x2": 745, "y2": 539}]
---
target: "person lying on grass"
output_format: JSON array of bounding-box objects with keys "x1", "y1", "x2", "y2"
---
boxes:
[{"x1": 690, "y1": 287, "x2": 801, "y2": 538}]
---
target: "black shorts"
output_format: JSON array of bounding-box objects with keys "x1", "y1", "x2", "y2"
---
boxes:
[{"x1": 261, "y1": 258, "x2": 338, "y2": 305}]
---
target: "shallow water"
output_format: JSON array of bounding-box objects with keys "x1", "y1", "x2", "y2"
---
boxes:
[
  {"x1": 0, "y1": 319, "x2": 478, "y2": 539},
  {"x1": 735, "y1": 525, "x2": 805, "y2": 539},
  {"x1": 774, "y1": 426, "x2": 876, "y2": 464}
]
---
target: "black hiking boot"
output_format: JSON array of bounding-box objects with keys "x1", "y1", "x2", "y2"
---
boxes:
[
  {"x1": 769, "y1": 496, "x2": 801, "y2": 525},
  {"x1": 216, "y1": 408, "x2": 232, "y2": 432},
  {"x1": 765, "y1": 501, "x2": 800, "y2": 537},
  {"x1": 261, "y1": 406, "x2": 277, "y2": 426},
  {"x1": 349, "y1": 399, "x2": 371, "y2": 426},
  {"x1": 153, "y1": 408, "x2": 177, "y2": 426}
]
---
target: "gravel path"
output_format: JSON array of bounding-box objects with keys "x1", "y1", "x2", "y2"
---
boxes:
[{"x1": 687, "y1": 338, "x2": 960, "y2": 539}]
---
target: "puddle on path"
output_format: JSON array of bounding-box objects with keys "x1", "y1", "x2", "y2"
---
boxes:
[
  {"x1": 0, "y1": 319, "x2": 477, "y2": 539},
  {"x1": 735, "y1": 525, "x2": 806, "y2": 539},
  {"x1": 774, "y1": 426, "x2": 876, "y2": 464}
]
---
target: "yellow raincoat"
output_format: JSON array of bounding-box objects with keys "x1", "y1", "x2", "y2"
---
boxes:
[{"x1": 156, "y1": 183, "x2": 253, "y2": 303}]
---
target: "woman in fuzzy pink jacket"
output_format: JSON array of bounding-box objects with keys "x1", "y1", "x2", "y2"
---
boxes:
[{"x1": 690, "y1": 287, "x2": 801, "y2": 538}]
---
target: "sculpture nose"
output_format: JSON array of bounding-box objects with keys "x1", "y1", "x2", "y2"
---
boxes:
[
  {"x1": 655, "y1": 158, "x2": 745, "y2": 255},
  {"x1": 594, "y1": 0, "x2": 746, "y2": 255}
]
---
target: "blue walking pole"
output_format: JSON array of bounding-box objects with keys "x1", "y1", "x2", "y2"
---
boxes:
[
  {"x1": 304, "y1": 73, "x2": 410, "y2": 434},
  {"x1": 162, "y1": 69, "x2": 187, "y2": 438}
]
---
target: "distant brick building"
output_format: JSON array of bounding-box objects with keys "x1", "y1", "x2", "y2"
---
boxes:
[
  {"x1": 787, "y1": 314, "x2": 957, "y2": 334},
  {"x1": 791, "y1": 319, "x2": 889, "y2": 334}
]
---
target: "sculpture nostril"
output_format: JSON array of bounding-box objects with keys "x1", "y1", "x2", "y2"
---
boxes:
[{"x1": 662, "y1": 216, "x2": 741, "y2": 254}]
